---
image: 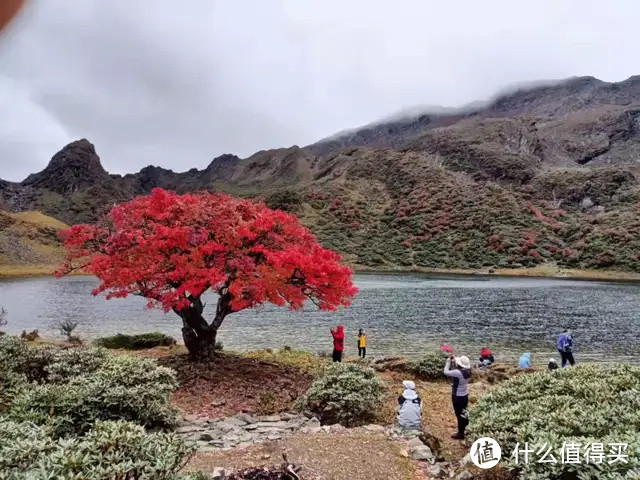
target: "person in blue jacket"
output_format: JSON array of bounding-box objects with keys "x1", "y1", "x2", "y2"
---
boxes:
[
  {"x1": 557, "y1": 329, "x2": 575, "y2": 367},
  {"x1": 518, "y1": 352, "x2": 531, "y2": 369}
]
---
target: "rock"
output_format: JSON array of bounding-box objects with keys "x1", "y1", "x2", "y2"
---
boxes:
[
  {"x1": 284, "y1": 419, "x2": 304, "y2": 430},
  {"x1": 407, "y1": 437, "x2": 424, "y2": 448},
  {"x1": 212, "y1": 467, "x2": 226, "y2": 480},
  {"x1": 419, "y1": 431, "x2": 442, "y2": 458},
  {"x1": 223, "y1": 417, "x2": 248, "y2": 427},
  {"x1": 259, "y1": 414, "x2": 281, "y2": 422},
  {"x1": 309, "y1": 427, "x2": 322, "y2": 434},
  {"x1": 455, "y1": 471, "x2": 474, "y2": 480},
  {"x1": 267, "y1": 433, "x2": 282, "y2": 441},
  {"x1": 427, "y1": 463, "x2": 446, "y2": 478},
  {"x1": 410, "y1": 445, "x2": 435, "y2": 464},
  {"x1": 330, "y1": 424, "x2": 347, "y2": 433},
  {"x1": 402, "y1": 429, "x2": 421, "y2": 439},
  {"x1": 236, "y1": 441, "x2": 254, "y2": 450},
  {"x1": 199, "y1": 432, "x2": 215, "y2": 441},
  {"x1": 321, "y1": 425, "x2": 331, "y2": 433},
  {"x1": 399, "y1": 449, "x2": 409, "y2": 458},
  {"x1": 299, "y1": 426, "x2": 310, "y2": 434},
  {"x1": 252, "y1": 421, "x2": 289, "y2": 429},
  {"x1": 211, "y1": 399, "x2": 226, "y2": 407},
  {"x1": 217, "y1": 421, "x2": 240, "y2": 432},
  {"x1": 222, "y1": 434, "x2": 240, "y2": 445},
  {"x1": 175, "y1": 426, "x2": 203, "y2": 434},
  {"x1": 306, "y1": 417, "x2": 321, "y2": 428},
  {"x1": 209, "y1": 440, "x2": 225, "y2": 447},
  {"x1": 261, "y1": 454, "x2": 271, "y2": 460},
  {"x1": 256, "y1": 428, "x2": 286, "y2": 436},
  {"x1": 235, "y1": 413, "x2": 257, "y2": 424},
  {"x1": 363, "y1": 424, "x2": 386, "y2": 433},
  {"x1": 238, "y1": 433, "x2": 255, "y2": 443},
  {"x1": 460, "y1": 454, "x2": 472, "y2": 467},
  {"x1": 280, "y1": 412, "x2": 299, "y2": 421}
]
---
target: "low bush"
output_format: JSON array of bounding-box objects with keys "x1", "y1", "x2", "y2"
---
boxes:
[
  {"x1": 8, "y1": 354, "x2": 178, "y2": 437},
  {"x1": 408, "y1": 351, "x2": 448, "y2": 380},
  {"x1": 0, "y1": 418, "x2": 194, "y2": 479},
  {"x1": 298, "y1": 363, "x2": 385, "y2": 426},
  {"x1": 468, "y1": 364, "x2": 640, "y2": 480},
  {"x1": 94, "y1": 332, "x2": 177, "y2": 350}
]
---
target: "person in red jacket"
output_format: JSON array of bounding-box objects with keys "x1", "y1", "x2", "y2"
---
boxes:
[{"x1": 330, "y1": 325, "x2": 344, "y2": 362}]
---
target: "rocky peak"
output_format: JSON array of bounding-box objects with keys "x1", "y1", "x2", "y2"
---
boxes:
[{"x1": 21, "y1": 139, "x2": 112, "y2": 194}]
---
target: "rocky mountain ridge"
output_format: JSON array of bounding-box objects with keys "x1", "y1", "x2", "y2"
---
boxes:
[{"x1": 1, "y1": 75, "x2": 639, "y2": 272}]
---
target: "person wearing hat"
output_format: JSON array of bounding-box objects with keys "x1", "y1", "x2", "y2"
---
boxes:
[
  {"x1": 397, "y1": 380, "x2": 422, "y2": 430},
  {"x1": 548, "y1": 358, "x2": 559, "y2": 372},
  {"x1": 444, "y1": 354, "x2": 471, "y2": 440}
]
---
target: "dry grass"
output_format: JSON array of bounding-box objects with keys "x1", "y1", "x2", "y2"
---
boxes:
[{"x1": 8, "y1": 211, "x2": 68, "y2": 230}]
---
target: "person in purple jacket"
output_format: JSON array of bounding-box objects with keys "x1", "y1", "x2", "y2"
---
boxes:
[{"x1": 557, "y1": 329, "x2": 575, "y2": 367}]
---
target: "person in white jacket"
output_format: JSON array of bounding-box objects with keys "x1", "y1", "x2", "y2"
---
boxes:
[{"x1": 397, "y1": 380, "x2": 422, "y2": 430}]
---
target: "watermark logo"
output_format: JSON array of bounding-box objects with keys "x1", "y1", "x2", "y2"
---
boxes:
[{"x1": 470, "y1": 437, "x2": 502, "y2": 469}]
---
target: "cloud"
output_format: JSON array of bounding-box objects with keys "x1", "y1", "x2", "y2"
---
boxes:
[{"x1": 0, "y1": 0, "x2": 638, "y2": 181}]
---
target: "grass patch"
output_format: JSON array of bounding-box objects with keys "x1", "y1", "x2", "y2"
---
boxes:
[{"x1": 242, "y1": 347, "x2": 329, "y2": 375}]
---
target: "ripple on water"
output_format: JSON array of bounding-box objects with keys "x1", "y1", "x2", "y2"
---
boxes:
[{"x1": 0, "y1": 273, "x2": 639, "y2": 364}]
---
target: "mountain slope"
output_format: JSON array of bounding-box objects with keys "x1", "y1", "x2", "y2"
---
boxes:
[
  {"x1": 0, "y1": 211, "x2": 68, "y2": 275},
  {"x1": 1, "y1": 75, "x2": 639, "y2": 273}
]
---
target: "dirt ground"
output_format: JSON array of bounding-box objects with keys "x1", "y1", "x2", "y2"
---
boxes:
[
  {"x1": 158, "y1": 352, "x2": 313, "y2": 418},
  {"x1": 186, "y1": 431, "x2": 419, "y2": 480}
]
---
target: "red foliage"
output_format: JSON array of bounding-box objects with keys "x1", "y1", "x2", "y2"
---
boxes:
[
  {"x1": 562, "y1": 248, "x2": 573, "y2": 258},
  {"x1": 528, "y1": 249, "x2": 542, "y2": 259},
  {"x1": 57, "y1": 189, "x2": 358, "y2": 315}
]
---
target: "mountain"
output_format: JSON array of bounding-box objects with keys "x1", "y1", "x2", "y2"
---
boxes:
[{"x1": 1, "y1": 75, "x2": 639, "y2": 273}]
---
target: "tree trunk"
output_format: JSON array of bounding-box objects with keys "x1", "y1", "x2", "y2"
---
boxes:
[
  {"x1": 177, "y1": 292, "x2": 232, "y2": 362},
  {"x1": 180, "y1": 307, "x2": 218, "y2": 361}
]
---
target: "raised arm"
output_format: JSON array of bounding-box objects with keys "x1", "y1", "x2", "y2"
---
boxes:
[{"x1": 444, "y1": 358, "x2": 463, "y2": 378}]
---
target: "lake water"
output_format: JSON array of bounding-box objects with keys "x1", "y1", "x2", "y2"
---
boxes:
[{"x1": 1, "y1": 274, "x2": 639, "y2": 364}]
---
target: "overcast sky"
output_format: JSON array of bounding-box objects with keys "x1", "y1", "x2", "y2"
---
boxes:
[{"x1": 0, "y1": 0, "x2": 638, "y2": 181}]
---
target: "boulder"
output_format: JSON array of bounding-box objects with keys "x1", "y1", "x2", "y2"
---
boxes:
[{"x1": 410, "y1": 445, "x2": 435, "y2": 463}]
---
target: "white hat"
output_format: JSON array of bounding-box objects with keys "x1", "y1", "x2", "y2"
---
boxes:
[
  {"x1": 402, "y1": 380, "x2": 416, "y2": 390},
  {"x1": 549, "y1": 358, "x2": 557, "y2": 363},
  {"x1": 455, "y1": 356, "x2": 471, "y2": 369}
]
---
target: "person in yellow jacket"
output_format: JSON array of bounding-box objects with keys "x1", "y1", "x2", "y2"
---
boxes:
[{"x1": 357, "y1": 328, "x2": 367, "y2": 358}]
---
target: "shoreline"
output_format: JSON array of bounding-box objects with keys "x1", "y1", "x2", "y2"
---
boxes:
[{"x1": 2, "y1": 263, "x2": 640, "y2": 283}]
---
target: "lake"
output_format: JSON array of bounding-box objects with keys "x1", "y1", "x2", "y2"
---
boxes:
[{"x1": 1, "y1": 273, "x2": 639, "y2": 364}]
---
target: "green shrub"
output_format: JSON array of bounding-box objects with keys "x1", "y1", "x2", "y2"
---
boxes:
[
  {"x1": 8, "y1": 354, "x2": 178, "y2": 436},
  {"x1": 0, "y1": 418, "x2": 194, "y2": 479},
  {"x1": 94, "y1": 332, "x2": 177, "y2": 350},
  {"x1": 298, "y1": 363, "x2": 385, "y2": 426},
  {"x1": 468, "y1": 364, "x2": 640, "y2": 480},
  {"x1": 408, "y1": 351, "x2": 448, "y2": 380}
]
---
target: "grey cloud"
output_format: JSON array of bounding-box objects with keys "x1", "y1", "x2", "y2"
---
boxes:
[{"x1": 0, "y1": 0, "x2": 638, "y2": 181}]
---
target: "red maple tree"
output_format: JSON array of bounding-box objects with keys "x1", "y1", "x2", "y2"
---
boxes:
[{"x1": 57, "y1": 188, "x2": 358, "y2": 360}]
